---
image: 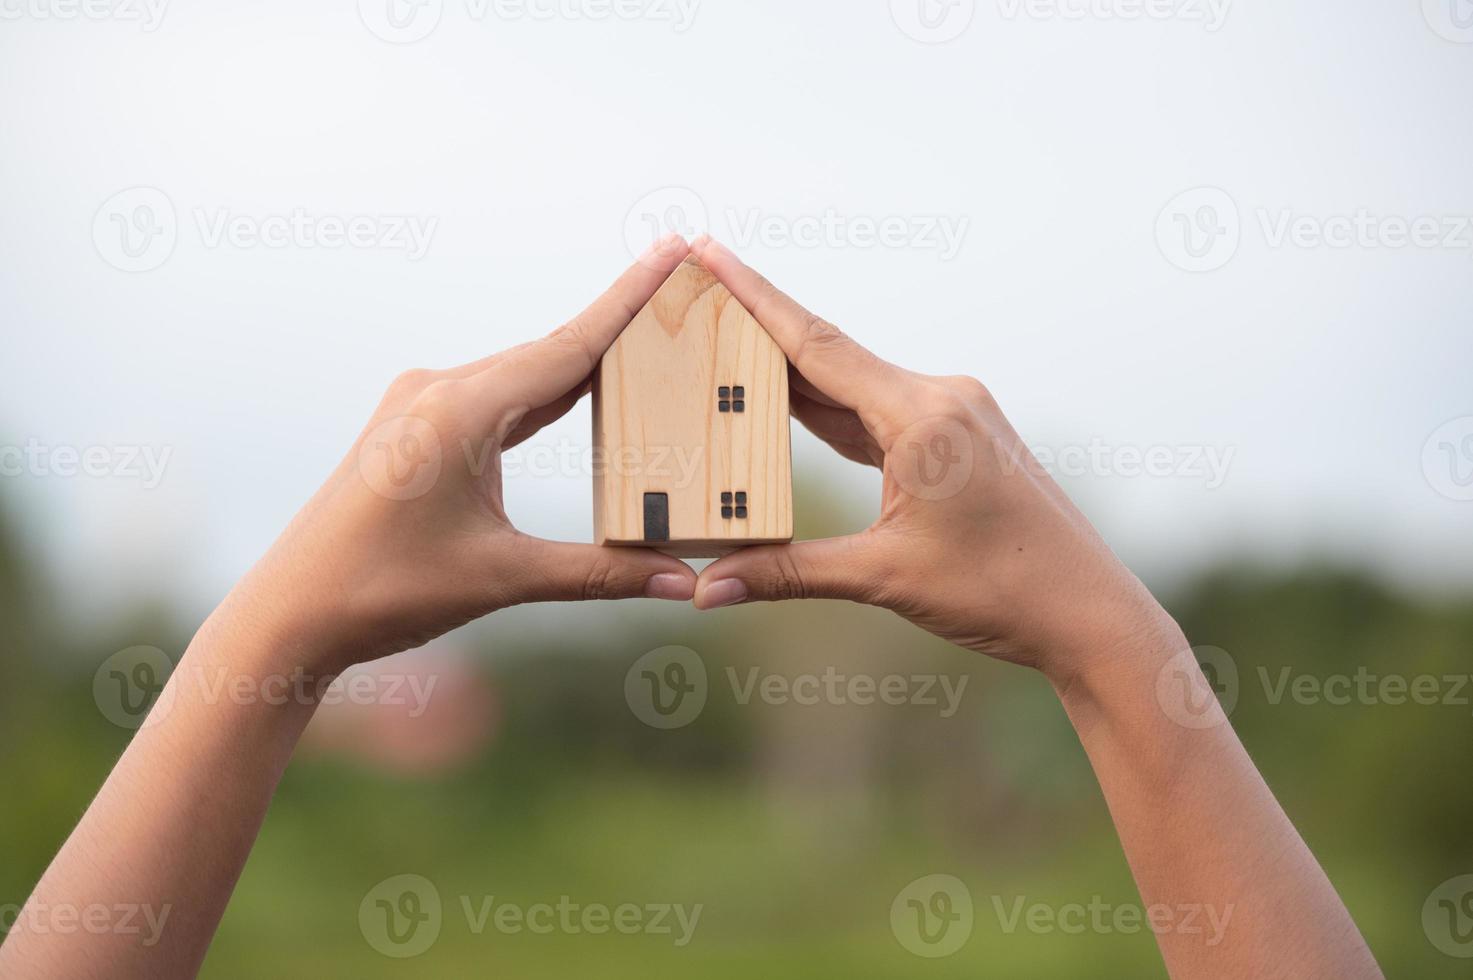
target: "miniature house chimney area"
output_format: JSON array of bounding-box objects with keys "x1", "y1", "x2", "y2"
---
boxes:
[{"x1": 593, "y1": 256, "x2": 794, "y2": 558}]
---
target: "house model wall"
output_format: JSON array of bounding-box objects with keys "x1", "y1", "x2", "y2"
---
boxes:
[{"x1": 593, "y1": 256, "x2": 793, "y2": 558}]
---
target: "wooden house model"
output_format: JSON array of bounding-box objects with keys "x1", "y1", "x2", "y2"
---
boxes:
[{"x1": 593, "y1": 257, "x2": 793, "y2": 557}]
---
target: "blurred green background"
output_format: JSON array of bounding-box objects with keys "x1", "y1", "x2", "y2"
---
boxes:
[{"x1": 1, "y1": 485, "x2": 1470, "y2": 979}]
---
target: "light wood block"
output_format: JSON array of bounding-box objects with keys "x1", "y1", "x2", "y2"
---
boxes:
[{"x1": 594, "y1": 256, "x2": 793, "y2": 558}]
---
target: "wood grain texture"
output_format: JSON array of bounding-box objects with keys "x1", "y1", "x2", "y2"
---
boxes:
[{"x1": 594, "y1": 256, "x2": 793, "y2": 558}]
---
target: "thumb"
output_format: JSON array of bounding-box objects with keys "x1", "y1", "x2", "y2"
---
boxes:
[
  {"x1": 694, "y1": 534, "x2": 885, "y2": 610},
  {"x1": 511, "y1": 538, "x2": 697, "y2": 604}
]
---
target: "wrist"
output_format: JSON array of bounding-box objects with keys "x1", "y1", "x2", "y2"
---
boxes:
[
  {"x1": 1044, "y1": 597, "x2": 1187, "y2": 730},
  {"x1": 201, "y1": 576, "x2": 340, "y2": 685}
]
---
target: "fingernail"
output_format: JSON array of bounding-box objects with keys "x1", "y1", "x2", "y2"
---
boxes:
[
  {"x1": 698, "y1": 578, "x2": 748, "y2": 610},
  {"x1": 700, "y1": 237, "x2": 735, "y2": 262},
  {"x1": 640, "y1": 233, "x2": 682, "y2": 260},
  {"x1": 645, "y1": 572, "x2": 695, "y2": 601},
  {"x1": 690, "y1": 233, "x2": 712, "y2": 252}
]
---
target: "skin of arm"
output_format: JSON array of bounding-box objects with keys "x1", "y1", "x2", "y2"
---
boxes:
[
  {"x1": 684, "y1": 235, "x2": 1384, "y2": 980},
  {"x1": 0, "y1": 237, "x2": 700, "y2": 979}
]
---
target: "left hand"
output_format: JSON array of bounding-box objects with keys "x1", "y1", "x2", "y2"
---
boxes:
[{"x1": 228, "y1": 236, "x2": 699, "y2": 675}]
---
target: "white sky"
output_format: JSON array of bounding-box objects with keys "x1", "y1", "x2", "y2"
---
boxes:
[{"x1": 2, "y1": 0, "x2": 1471, "y2": 624}]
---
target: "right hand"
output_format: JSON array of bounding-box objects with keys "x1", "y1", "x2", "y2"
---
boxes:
[{"x1": 689, "y1": 237, "x2": 1179, "y2": 687}]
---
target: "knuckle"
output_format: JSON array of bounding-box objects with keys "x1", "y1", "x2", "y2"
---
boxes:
[
  {"x1": 801, "y1": 312, "x2": 847, "y2": 348},
  {"x1": 387, "y1": 368, "x2": 436, "y2": 399},
  {"x1": 914, "y1": 386, "x2": 973, "y2": 424},
  {"x1": 582, "y1": 557, "x2": 618, "y2": 601},
  {"x1": 792, "y1": 312, "x2": 852, "y2": 367},
  {"x1": 768, "y1": 549, "x2": 808, "y2": 601},
  {"x1": 942, "y1": 374, "x2": 993, "y2": 405},
  {"x1": 547, "y1": 316, "x2": 599, "y2": 368},
  {"x1": 752, "y1": 271, "x2": 781, "y2": 305},
  {"x1": 409, "y1": 378, "x2": 464, "y2": 421}
]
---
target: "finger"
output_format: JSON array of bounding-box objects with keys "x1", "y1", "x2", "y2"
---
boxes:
[
  {"x1": 475, "y1": 235, "x2": 691, "y2": 416},
  {"x1": 509, "y1": 537, "x2": 697, "y2": 604},
  {"x1": 502, "y1": 381, "x2": 589, "y2": 450},
  {"x1": 791, "y1": 391, "x2": 883, "y2": 468},
  {"x1": 790, "y1": 367, "x2": 844, "y2": 409},
  {"x1": 693, "y1": 534, "x2": 887, "y2": 609},
  {"x1": 689, "y1": 236, "x2": 911, "y2": 422}
]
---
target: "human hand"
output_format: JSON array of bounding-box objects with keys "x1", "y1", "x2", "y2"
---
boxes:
[
  {"x1": 687, "y1": 237, "x2": 1178, "y2": 687},
  {"x1": 228, "y1": 237, "x2": 700, "y2": 675}
]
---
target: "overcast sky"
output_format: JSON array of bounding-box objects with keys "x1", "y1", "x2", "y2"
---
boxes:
[{"x1": 3, "y1": 0, "x2": 1471, "y2": 623}]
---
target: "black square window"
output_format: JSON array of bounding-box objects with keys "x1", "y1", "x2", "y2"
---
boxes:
[
  {"x1": 735, "y1": 492, "x2": 747, "y2": 505},
  {"x1": 735, "y1": 506, "x2": 748, "y2": 519},
  {"x1": 721, "y1": 506, "x2": 734, "y2": 520},
  {"x1": 718, "y1": 401, "x2": 731, "y2": 413},
  {"x1": 718, "y1": 386, "x2": 731, "y2": 399},
  {"x1": 720, "y1": 492, "x2": 733, "y2": 505},
  {"x1": 733, "y1": 401, "x2": 745, "y2": 413},
  {"x1": 733, "y1": 386, "x2": 745, "y2": 398}
]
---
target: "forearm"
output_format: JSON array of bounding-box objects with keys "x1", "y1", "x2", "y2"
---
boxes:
[
  {"x1": 1053, "y1": 611, "x2": 1382, "y2": 980},
  {"x1": 0, "y1": 594, "x2": 320, "y2": 979}
]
